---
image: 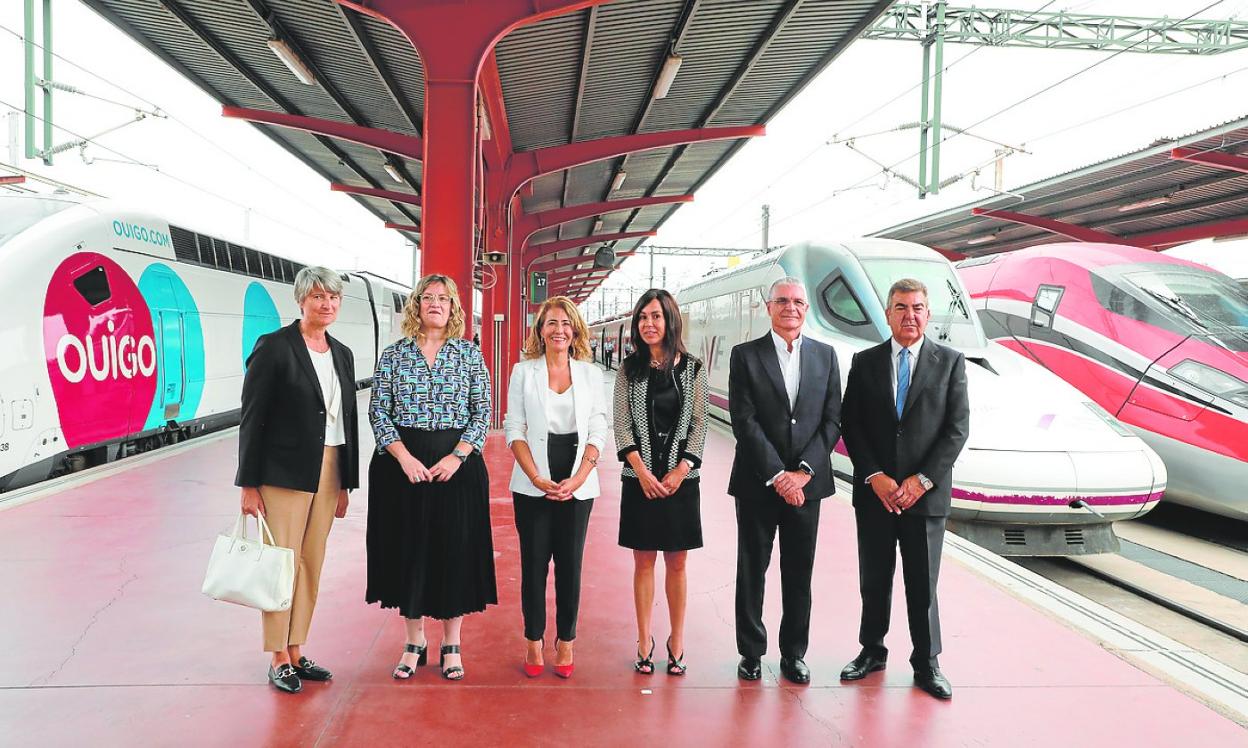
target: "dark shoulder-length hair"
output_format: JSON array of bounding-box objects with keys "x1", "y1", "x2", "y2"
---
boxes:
[{"x1": 622, "y1": 288, "x2": 688, "y2": 381}]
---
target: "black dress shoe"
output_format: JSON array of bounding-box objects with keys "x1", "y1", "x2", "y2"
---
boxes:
[
  {"x1": 737, "y1": 656, "x2": 762, "y2": 681},
  {"x1": 840, "y1": 652, "x2": 887, "y2": 681},
  {"x1": 779, "y1": 657, "x2": 810, "y2": 685},
  {"x1": 293, "y1": 656, "x2": 332, "y2": 681},
  {"x1": 268, "y1": 663, "x2": 302, "y2": 694},
  {"x1": 914, "y1": 667, "x2": 953, "y2": 700}
]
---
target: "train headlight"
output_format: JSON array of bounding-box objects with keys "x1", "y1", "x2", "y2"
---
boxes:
[{"x1": 1168, "y1": 359, "x2": 1248, "y2": 407}]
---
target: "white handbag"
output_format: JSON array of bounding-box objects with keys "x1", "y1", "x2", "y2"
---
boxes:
[{"x1": 202, "y1": 513, "x2": 295, "y2": 612}]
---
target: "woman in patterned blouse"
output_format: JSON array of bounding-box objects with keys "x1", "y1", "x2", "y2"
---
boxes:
[
  {"x1": 365, "y1": 274, "x2": 496, "y2": 682},
  {"x1": 613, "y1": 289, "x2": 709, "y2": 677}
]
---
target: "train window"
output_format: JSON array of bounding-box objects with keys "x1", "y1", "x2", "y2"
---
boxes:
[
  {"x1": 821, "y1": 276, "x2": 869, "y2": 326},
  {"x1": 245, "y1": 248, "x2": 262, "y2": 277},
  {"x1": 1030, "y1": 285, "x2": 1064, "y2": 328},
  {"x1": 72, "y1": 266, "x2": 111, "y2": 306},
  {"x1": 169, "y1": 225, "x2": 201, "y2": 264},
  {"x1": 281, "y1": 259, "x2": 294, "y2": 282},
  {"x1": 392, "y1": 292, "x2": 404, "y2": 312},
  {"x1": 211, "y1": 238, "x2": 229, "y2": 269},
  {"x1": 228, "y1": 243, "x2": 247, "y2": 274}
]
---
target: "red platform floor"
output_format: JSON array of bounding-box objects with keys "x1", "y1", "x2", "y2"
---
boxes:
[{"x1": 2, "y1": 422, "x2": 1244, "y2": 746}]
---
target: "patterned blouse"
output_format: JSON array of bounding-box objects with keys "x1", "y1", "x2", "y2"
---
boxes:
[{"x1": 369, "y1": 336, "x2": 492, "y2": 452}]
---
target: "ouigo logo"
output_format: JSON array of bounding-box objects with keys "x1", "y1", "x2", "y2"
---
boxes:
[{"x1": 43, "y1": 253, "x2": 159, "y2": 447}]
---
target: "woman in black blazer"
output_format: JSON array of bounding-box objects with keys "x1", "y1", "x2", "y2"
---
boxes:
[{"x1": 235, "y1": 266, "x2": 360, "y2": 695}]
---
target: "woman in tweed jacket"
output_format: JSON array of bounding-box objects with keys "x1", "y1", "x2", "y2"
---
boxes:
[{"x1": 612, "y1": 289, "x2": 708, "y2": 677}]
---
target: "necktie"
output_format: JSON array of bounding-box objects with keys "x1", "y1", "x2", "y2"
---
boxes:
[{"x1": 896, "y1": 347, "x2": 910, "y2": 420}]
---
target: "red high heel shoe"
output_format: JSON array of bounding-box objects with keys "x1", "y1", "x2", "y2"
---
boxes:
[
  {"x1": 553, "y1": 640, "x2": 574, "y2": 679},
  {"x1": 523, "y1": 639, "x2": 544, "y2": 678}
]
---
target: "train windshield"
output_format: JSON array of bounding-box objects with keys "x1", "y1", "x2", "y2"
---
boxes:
[
  {"x1": 1107, "y1": 265, "x2": 1248, "y2": 352},
  {"x1": 0, "y1": 197, "x2": 75, "y2": 248},
  {"x1": 860, "y1": 258, "x2": 986, "y2": 347}
]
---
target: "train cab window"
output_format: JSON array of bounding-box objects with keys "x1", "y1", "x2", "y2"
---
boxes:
[
  {"x1": 820, "y1": 276, "x2": 869, "y2": 326},
  {"x1": 72, "y1": 266, "x2": 111, "y2": 306},
  {"x1": 1030, "y1": 285, "x2": 1064, "y2": 329}
]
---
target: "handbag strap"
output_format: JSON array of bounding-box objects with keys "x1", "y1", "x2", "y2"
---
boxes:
[{"x1": 231, "y1": 512, "x2": 279, "y2": 549}]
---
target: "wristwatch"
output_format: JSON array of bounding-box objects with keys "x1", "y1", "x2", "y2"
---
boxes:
[
  {"x1": 917, "y1": 473, "x2": 933, "y2": 491},
  {"x1": 798, "y1": 462, "x2": 815, "y2": 477},
  {"x1": 452, "y1": 446, "x2": 471, "y2": 463}
]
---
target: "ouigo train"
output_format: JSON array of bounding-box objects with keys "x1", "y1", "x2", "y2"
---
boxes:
[
  {"x1": 958, "y1": 242, "x2": 1248, "y2": 520},
  {"x1": 594, "y1": 239, "x2": 1168, "y2": 556},
  {"x1": 0, "y1": 194, "x2": 409, "y2": 492}
]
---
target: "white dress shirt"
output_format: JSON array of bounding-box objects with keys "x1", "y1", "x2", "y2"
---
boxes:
[
  {"x1": 770, "y1": 329, "x2": 802, "y2": 410},
  {"x1": 890, "y1": 336, "x2": 924, "y2": 404}
]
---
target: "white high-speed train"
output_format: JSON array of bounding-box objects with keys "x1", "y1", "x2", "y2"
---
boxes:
[
  {"x1": 0, "y1": 194, "x2": 410, "y2": 492},
  {"x1": 593, "y1": 239, "x2": 1168, "y2": 556}
]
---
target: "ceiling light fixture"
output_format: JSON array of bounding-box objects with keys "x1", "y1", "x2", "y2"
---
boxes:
[
  {"x1": 1117, "y1": 195, "x2": 1172, "y2": 212},
  {"x1": 653, "y1": 54, "x2": 683, "y2": 100},
  {"x1": 966, "y1": 234, "x2": 997, "y2": 245},
  {"x1": 610, "y1": 170, "x2": 627, "y2": 191},
  {"x1": 266, "y1": 37, "x2": 316, "y2": 86},
  {"x1": 592, "y1": 218, "x2": 604, "y2": 234},
  {"x1": 383, "y1": 160, "x2": 405, "y2": 184}
]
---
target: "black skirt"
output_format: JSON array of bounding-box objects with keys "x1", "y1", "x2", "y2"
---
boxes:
[
  {"x1": 618, "y1": 476, "x2": 702, "y2": 552},
  {"x1": 366, "y1": 427, "x2": 498, "y2": 619}
]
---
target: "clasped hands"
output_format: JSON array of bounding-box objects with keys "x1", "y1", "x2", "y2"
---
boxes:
[
  {"x1": 397, "y1": 452, "x2": 462, "y2": 483},
  {"x1": 869, "y1": 473, "x2": 928, "y2": 514},
  {"x1": 638, "y1": 461, "x2": 690, "y2": 500},
  {"x1": 773, "y1": 470, "x2": 811, "y2": 507},
  {"x1": 530, "y1": 473, "x2": 588, "y2": 502}
]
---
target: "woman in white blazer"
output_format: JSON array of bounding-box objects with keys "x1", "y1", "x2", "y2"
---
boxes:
[{"x1": 504, "y1": 296, "x2": 609, "y2": 679}]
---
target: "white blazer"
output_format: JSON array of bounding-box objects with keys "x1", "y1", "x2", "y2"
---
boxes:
[{"x1": 504, "y1": 357, "x2": 610, "y2": 500}]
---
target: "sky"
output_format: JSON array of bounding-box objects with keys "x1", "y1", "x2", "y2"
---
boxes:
[{"x1": 4, "y1": 1, "x2": 1248, "y2": 320}]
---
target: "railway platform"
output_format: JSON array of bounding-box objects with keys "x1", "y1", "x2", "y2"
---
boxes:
[{"x1": 1, "y1": 393, "x2": 1245, "y2": 746}]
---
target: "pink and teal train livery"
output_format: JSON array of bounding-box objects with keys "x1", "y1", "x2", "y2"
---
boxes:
[
  {"x1": 0, "y1": 195, "x2": 409, "y2": 492},
  {"x1": 593, "y1": 239, "x2": 1168, "y2": 557},
  {"x1": 958, "y1": 242, "x2": 1248, "y2": 521}
]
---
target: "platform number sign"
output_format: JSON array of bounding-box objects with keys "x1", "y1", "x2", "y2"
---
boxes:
[{"x1": 530, "y1": 271, "x2": 548, "y2": 304}]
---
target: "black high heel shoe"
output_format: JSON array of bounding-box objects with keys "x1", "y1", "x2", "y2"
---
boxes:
[
  {"x1": 440, "y1": 644, "x2": 464, "y2": 681},
  {"x1": 634, "y1": 636, "x2": 656, "y2": 675},
  {"x1": 392, "y1": 642, "x2": 427, "y2": 680},
  {"x1": 665, "y1": 637, "x2": 687, "y2": 676}
]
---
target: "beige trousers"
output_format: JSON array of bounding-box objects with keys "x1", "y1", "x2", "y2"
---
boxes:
[{"x1": 260, "y1": 447, "x2": 340, "y2": 652}]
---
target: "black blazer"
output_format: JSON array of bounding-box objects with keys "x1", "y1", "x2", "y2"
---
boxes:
[
  {"x1": 841, "y1": 338, "x2": 970, "y2": 517},
  {"x1": 235, "y1": 321, "x2": 360, "y2": 493},
  {"x1": 728, "y1": 333, "x2": 842, "y2": 501}
]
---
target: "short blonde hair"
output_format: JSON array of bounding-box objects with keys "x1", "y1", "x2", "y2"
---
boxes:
[
  {"x1": 401, "y1": 274, "x2": 465, "y2": 341},
  {"x1": 523, "y1": 296, "x2": 592, "y2": 361}
]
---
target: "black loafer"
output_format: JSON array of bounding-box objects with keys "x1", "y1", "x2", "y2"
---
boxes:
[
  {"x1": 293, "y1": 656, "x2": 332, "y2": 681},
  {"x1": 268, "y1": 663, "x2": 302, "y2": 694},
  {"x1": 914, "y1": 666, "x2": 953, "y2": 700},
  {"x1": 779, "y1": 657, "x2": 810, "y2": 685},
  {"x1": 840, "y1": 652, "x2": 887, "y2": 681},
  {"x1": 737, "y1": 656, "x2": 762, "y2": 681}
]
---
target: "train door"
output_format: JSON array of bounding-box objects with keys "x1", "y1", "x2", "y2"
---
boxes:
[{"x1": 151, "y1": 276, "x2": 186, "y2": 422}]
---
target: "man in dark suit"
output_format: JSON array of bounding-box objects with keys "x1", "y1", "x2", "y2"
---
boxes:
[
  {"x1": 728, "y1": 277, "x2": 841, "y2": 684},
  {"x1": 839, "y1": 278, "x2": 970, "y2": 700}
]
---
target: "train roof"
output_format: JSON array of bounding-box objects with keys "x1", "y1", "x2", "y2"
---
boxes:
[{"x1": 985, "y1": 242, "x2": 1213, "y2": 272}]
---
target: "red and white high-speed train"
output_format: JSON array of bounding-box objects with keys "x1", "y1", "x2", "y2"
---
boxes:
[
  {"x1": 0, "y1": 194, "x2": 410, "y2": 493},
  {"x1": 958, "y1": 242, "x2": 1248, "y2": 520},
  {"x1": 1165, "y1": 237, "x2": 1248, "y2": 292},
  {"x1": 592, "y1": 239, "x2": 1167, "y2": 556}
]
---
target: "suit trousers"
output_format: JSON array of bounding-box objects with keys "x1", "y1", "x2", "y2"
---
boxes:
[
  {"x1": 259, "y1": 447, "x2": 340, "y2": 652},
  {"x1": 512, "y1": 433, "x2": 594, "y2": 642},
  {"x1": 734, "y1": 491, "x2": 821, "y2": 660},
  {"x1": 854, "y1": 504, "x2": 945, "y2": 669}
]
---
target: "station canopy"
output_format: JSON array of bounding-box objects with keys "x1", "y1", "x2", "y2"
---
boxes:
[
  {"x1": 873, "y1": 115, "x2": 1248, "y2": 258},
  {"x1": 82, "y1": 0, "x2": 894, "y2": 280}
]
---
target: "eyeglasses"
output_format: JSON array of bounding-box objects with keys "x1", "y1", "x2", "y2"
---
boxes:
[
  {"x1": 768, "y1": 297, "x2": 808, "y2": 309},
  {"x1": 419, "y1": 294, "x2": 452, "y2": 305}
]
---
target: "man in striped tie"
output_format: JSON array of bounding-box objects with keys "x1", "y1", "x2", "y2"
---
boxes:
[{"x1": 838, "y1": 278, "x2": 970, "y2": 700}]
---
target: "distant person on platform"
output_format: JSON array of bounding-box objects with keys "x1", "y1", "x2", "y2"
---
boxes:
[
  {"x1": 613, "y1": 289, "x2": 708, "y2": 677},
  {"x1": 236, "y1": 266, "x2": 359, "y2": 694},
  {"x1": 604, "y1": 339, "x2": 615, "y2": 371},
  {"x1": 839, "y1": 278, "x2": 969, "y2": 700},
  {"x1": 504, "y1": 296, "x2": 609, "y2": 679},
  {"x1": 366, "y1": 274, "x2": 496, "y2": 682},
  {"x1": 728, "y1": 277, "x2": 841, "y2": 685}
]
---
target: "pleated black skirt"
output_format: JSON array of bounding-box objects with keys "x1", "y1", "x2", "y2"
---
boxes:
[
  {"x1": 618, "y1": 476, "x2": 703, "y2": 552},
  {"x1": 366, "y1": 427, "x2": 498, "y2": 619}
]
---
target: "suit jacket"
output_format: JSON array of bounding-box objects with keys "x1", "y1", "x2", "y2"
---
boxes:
[
  {"x1": 727, "y1": 333, "x2": 842, "y2": 501},
  {"x1": 841, "y1": 337, "x2": 970, "y2": 517},
  {"x1": 235, "y1": 321, "x2": 360, "y2": 493},
  {"x1": 503, "y1": 357, "x2": 610, "y2": 500}
]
